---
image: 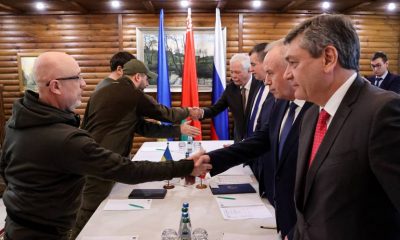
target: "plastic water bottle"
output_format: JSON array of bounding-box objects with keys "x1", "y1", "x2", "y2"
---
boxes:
[
  {"x1": 184, "y1": 153, "x2": 195, "y2": 185},
  {"x1": 187, "y1": 136, "x2": 193, "y2": 153},
  {"x1": 179, "y1": 217, "x2": 192, "y2": 240}
]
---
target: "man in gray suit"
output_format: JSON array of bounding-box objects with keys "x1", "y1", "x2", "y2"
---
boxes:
[{"x1": 284, "y1": 14, "x2": 400, "y2": 240}]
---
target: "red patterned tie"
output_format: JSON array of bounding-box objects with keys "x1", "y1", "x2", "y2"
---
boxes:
[{"x1": 308, "y1": 109, "x2": 330, "y2": 167}]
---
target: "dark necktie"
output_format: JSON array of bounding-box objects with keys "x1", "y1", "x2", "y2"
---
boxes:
[
  {"x1": 308, "y1": 109, "x2": 330, "y2": 167},
  {"x1": 279, "y1": 102, "x2": 298, "y2": 159},
  {"x1": 375, "y1": 77, "x2": 383, "y2": 87},
  {"x1": 247, "y1": 85, "x2": 265, "y2": 137},
  {"x1": 241, "y1": 87, "x2": 246, "y2": 112}
]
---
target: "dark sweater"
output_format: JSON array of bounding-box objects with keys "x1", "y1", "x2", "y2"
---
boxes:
[{"x1": 0, "y1": 90, "x2": 193, "y2": 239}]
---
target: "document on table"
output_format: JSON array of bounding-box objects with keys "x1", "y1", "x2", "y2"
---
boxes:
[
  {"x1": 222, "y1": 233, "x2": 278, "y2": 240},
  {"x1": 103, "y1": 199, "x2": 151, "y2": 211},
  {"x1": 215, "y1": 194, "x2": 264, "y2": 208},
  {"x1": 82, "y1": 236, "x2": 138, "y2": 240},
  {"x1": 218, "y1": 165, "x2": 248, "y2": 175},
  {"x1": 215, "y1": 194, "x2": 272, "y2": 220},
  {"x1": 220, "y1": 205, "x2": 272, "y2": 220},
  {"x1": 213, "y1": 175, "x2": 253, "y2": 184}
]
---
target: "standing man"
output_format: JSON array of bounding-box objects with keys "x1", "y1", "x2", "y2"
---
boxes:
[
  {"x1": 284, "y1": 14, "x2": 400, "y2": 240},
  {"x1": 201, "y1": 53, "x2": 262, "y2": 142},
  {"x1": 72, "y1": 59, "x2": 201, "y2": 238},
  {"x1": 197, "y1": 40, "x2": 312, "y2": 239},
  {"x1": 247, "y1": 42, "x2": 276, "y2": 202},
  {"x1": 367, "y1": 51, "x2": 400, "y2": 93},
  {"x1": 0, "y1": 52, "x2": 211, "y2": 240},
  {"x1": 95, "y1": 51, "x2": 136, "y2": 91}
]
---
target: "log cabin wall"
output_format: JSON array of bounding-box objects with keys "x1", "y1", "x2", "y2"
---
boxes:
[{"x1": 0, "y1": 13, "x2": 399, "y2": 154}]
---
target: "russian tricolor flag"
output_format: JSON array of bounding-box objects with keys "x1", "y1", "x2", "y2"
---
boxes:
[{"x1": 211, "y1": 8, "x2": 229, "y2": 140}]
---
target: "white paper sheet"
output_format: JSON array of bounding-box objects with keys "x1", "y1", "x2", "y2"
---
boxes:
[
  {"x1": 213, "y1": 175, "x2": 253, "y2": 184},
  {"x1": 103, "y1": 199, "x2": 151, "y2": 211},
  {"x1": 223, "y1": 233, "x2": 278, "y2": 240},
  {"x1": 139, "y1": 147, "x2": 165, "y2": 152},
  {"x1": 215, "y1": 194, "x2": 264, "y2": 208},
  {"x1": 218, "y1": 165, "x2": 248, "y2": 175},
  {"x1": 219, "y1": 205, "x2": 273, "y2": 220},
  {"x1": 82, "y1": 236, "x2": 139, "y2": 240}
]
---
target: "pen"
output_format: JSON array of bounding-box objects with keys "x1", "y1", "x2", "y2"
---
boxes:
[
  {"x1": 217, "y1": 196, "x2": 236, "y2": 200},
  {"x1": 260, "y1": 226, "x2": 277, "y2": 229},
  {"x1": 156, "y1": 148, "x2": 165, "y2": 151},
  {"x1": 129, "y1": 203, "x2": 144, "y2": 209}
]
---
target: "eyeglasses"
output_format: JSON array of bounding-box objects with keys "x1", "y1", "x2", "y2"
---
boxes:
[{"x1": 46, "y1": 75, "x2": 82, "y2": 86}]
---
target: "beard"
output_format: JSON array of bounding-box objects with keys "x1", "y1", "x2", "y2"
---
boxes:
[{"x1": 68, "y1": 99, "x2": 81, "y2": 112}]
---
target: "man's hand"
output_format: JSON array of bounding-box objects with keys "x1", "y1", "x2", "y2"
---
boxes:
[
  {"x1": 187, "y1": 150, "x2": 212, "y2": 176},
  {"x1": 188, "y1": 107, "x2": 204, "y2": 120},
  {"x1": 180, "y1": 120, "x2": 201, "y2": 137}
]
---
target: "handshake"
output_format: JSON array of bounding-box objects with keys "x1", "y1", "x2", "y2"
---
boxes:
[
  {"x1": 188, "y1": 107, "x2": 204, "y2": 120},
  {"x1": 185, "y1": 150, "x2": 212, "y2": 177}
]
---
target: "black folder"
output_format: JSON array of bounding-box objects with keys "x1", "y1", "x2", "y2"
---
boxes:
[
  {"x1": 128, "y1": 189, "x2": 167, "y2": 199},
  {"x1": 209, "y1": 183, "x2": 256, "y2": 195}
]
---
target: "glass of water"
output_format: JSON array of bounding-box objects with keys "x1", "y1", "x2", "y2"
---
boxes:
[
  {"x1": 161, "y1": 228, "x2": 178, "y2": 240},
  {"x1": 192, "y1": 228, "x2": 208, "y2": 240}
]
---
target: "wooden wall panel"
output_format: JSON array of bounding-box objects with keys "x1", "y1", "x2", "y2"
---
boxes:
[{"x1": 0, "y1": 13, "x2": 399, "y2": 155}]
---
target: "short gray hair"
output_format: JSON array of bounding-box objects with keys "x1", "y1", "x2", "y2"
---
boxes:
[
  {"x1": 230, "y1": 53, "x2": 251, "y2": 70},
  {"x1": 284, "y1": 14, "x2": 360, "y2": 71}
]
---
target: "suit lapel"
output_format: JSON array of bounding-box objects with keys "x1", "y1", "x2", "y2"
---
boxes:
[
  {"x1": 379, "y1": 72, "x2": 392, "y2": 90},
  {"x1": 295, "y1": 105, "x2": 318, "y2": 210},
  {"x1": 270, "y1": 100, "x2": 289, "y2": 164},
  {"x1": 302, "y1": 77, "x2": 365, "y2": 207},
  {"x1": 245, "y1": 77, "x2": 261, "y2": 120},
  {"x1": 276, "y1": 102, "x2": 312, "y2": 173}
]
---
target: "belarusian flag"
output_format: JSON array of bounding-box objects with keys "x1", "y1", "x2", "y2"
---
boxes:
[{"x1": 181, "y1": 8, "x2": 202, "y2": 141}]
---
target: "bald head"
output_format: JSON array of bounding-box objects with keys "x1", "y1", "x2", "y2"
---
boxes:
[
  {"x1": 264, "y1": 39, "x2": 294, "y2": 100},
  {"x1": 34, "y1": 52, "x2": 80, "y2": 87},
  {"x1": 33, "y1": 52, "x2": 85, "y2": 111}
]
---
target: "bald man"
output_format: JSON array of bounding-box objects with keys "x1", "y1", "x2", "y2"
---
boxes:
[{"x1": 0, "y1": 52, "x2": 211, "y2": 240}]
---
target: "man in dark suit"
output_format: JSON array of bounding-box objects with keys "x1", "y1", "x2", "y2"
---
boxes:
[
  {"x1": 367, "y1": 51, "x2": 400, "y2": 93},
  {"x1": 196, "y1": 40, "x2": 312, "y2": 240},
  {"x1": 201, "y1": 53, "x2": 263, "y2": 142},
  {"x1": 284, "y1": 14, "x2": 400, "y2": 240},
  {"x1": 247, "y1": 42, "x2": 276, "y2": 204}
]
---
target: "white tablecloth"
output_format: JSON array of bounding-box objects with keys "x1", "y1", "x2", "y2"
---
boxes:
[{"x1": 77, "y1": 141, "x2": 278, "y2": 240}]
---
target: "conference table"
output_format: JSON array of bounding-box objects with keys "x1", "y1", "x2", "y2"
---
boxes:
[{"x1": 77, "y1": 140, "x2": 278, "y2": 240}]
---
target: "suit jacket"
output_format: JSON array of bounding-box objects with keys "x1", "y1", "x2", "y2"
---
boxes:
[
  {"x1": 294, "y1": 76, "x2": 400, "y2": 240},
  {"x1": 367, "y1": 71, "x2": 400, "y2": 93},
  {"x1": 203, "y1": 77, "x2": 262, "y2": 142},
  {"x1": 250, "y1": 93, "x2": 275, "y2": 203},
  {"x1": 209, "y1": 99, "x2": 312, "y2": 238},
  {"x1": 267, "y1": 100, "x2": 312, "y2": 238}
]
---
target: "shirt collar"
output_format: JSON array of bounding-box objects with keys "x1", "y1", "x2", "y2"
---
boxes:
[
  {"x1": 293, "y1": 99, "x2": 306, "y2": 108},
  {"x1": 242, "y1": 75, "x2": 253, "y2": 90},
  {"x1": 322, "y1": 72, "x2": 357, "y2": 118}
]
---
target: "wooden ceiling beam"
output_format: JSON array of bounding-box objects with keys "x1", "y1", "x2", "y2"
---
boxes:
[
  {"x1": 217, "y1": 0, "x2": 227, "y2": 10},
  {"x1": 61, "y1": 0, "x2": 88, "y2": 13},
  {"x1": 142, "y1": 1, "x2": 155, "y2": 13},
  {"x1": 279, "y1": 0, "x2": 308, "y2": 13},
  {"x1": 0, "y1": 1, "x2": 22, "y2": 14},
  {"x1": 341, "y1": 1, "x2": 375, "y2": 13}
]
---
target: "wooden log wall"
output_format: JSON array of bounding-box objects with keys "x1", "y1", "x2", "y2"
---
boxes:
[{"x1": 0, "y1": 13, "x2": 399, "y2": 154}]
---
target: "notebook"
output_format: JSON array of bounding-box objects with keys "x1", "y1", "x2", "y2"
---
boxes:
[
  {"x1": 210, "y1": 183, "x2": 256, "y2": 195},
  {"x1": 128, "y1": 189, "x2": 167, "y2": 199}
]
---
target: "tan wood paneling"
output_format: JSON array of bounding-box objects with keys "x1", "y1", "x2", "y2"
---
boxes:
[{"x1": 0, "y1": 13, "x2": 399, "y2": 154}]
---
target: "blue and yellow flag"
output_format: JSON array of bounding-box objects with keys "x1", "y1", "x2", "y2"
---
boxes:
[{"x1": 161, "y1": 143, "x2": 173, "y2": 161}]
